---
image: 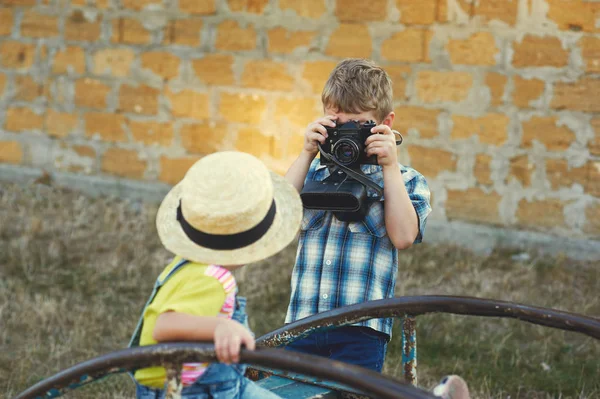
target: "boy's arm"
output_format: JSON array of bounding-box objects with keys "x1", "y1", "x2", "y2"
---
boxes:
[
  {"x1": 285, "y1": 150, "x2": 316, "y2": 192},
  {"x1": 153, "y1": 311, "x2": 255, "y2": 364},
  {"x1": 382, "y1": 165, "x2": 419, "y2": 249},
  {"x1": 285, "y1": 115, "x2": 337, "y2": 192},
  {"x1": 366, "y1": 125, "x2": 423, "y2": 249}
]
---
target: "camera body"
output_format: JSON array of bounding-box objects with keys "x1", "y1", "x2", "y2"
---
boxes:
[{"x1": 319, "y1": 120, "x2": 378, "y2": 168}]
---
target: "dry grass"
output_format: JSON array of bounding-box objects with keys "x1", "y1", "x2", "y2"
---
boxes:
[{"x1": 1, "y1": 181, "x2": 599, "y2": 399}]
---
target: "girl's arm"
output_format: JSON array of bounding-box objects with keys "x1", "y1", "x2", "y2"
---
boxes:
[{"x1": 153, "y1": 311, "x2": 255, "y2": 364}]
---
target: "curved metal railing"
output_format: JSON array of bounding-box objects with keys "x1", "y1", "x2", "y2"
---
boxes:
[
  {"x1": 258, "y1": 295, "x2": 600, "y2": 346},
  {"x1": 255, "y1": 295, "x2": 600, "y2": 385},
  {"x1": 14, "y1": 343, "x2": 437, "y2": 399},
  {"x1": 14, "y1": 296, "x2": 600, "y2": 398}
]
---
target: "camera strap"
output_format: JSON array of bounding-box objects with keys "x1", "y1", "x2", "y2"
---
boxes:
[
  {"x1": 393, "y1": 130, "x2": 403, "y2": 146},
  {"x1": 318, "y1": 143, "x2": 384, "y2": 200}
]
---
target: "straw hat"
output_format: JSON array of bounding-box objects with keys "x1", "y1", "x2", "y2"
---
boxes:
[{"x1": 156, "y1": 151, "x2": 302, "y2": 265}]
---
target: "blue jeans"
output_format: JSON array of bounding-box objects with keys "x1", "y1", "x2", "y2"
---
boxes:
[
  {"x1": 135, "y1": 367, "x2": 281, "y2": 399},
  {"x1": 135, "y1": 297, "x2": 281, "y2": 399},
  {"x1": 284, "y1": 326, "x2": 388, "y2": 372}
]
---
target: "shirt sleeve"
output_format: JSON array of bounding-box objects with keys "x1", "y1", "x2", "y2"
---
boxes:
[
  {"x1": 304, "y1": 158, "x2": 321, "y2": 185},
  {"x1": 401, "y1": 165, "x2": 432, "y2": 244},
  {"x1": 147, "y1": 267, "x2": 226, "y2": 318}
]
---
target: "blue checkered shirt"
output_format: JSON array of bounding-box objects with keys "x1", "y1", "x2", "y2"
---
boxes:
[{"x1": 285, "y1": 159, "x2": 432, "y2": 338}]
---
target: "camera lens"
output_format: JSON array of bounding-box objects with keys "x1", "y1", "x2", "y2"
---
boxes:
[{"x1": 333, "y1": 138, "x2": 360, "y2": 166}]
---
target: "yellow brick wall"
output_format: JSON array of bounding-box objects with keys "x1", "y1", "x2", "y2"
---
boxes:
[{"x1": 0, "y1": 0, "x2": 599, "y2": 241}]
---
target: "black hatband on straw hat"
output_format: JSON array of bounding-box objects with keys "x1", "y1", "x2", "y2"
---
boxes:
[{"x1": 176, "y1": 200, "x2": 277, "y2": 250}]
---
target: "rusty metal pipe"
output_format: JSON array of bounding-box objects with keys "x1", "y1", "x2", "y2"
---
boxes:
[
  {"x1": 401, "y1": 316, "x2": 417, "y2": 385},
  {"x1": 257, "y1": 295, "x2": 600, "y2": 347},
  {"x1": 14, "y1": 343, "x2": 437, "y2": 399}
]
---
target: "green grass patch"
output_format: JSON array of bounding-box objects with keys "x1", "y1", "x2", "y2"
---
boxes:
[{"x1": 1, "y1": 182, "x2": 598, "y2": 398}]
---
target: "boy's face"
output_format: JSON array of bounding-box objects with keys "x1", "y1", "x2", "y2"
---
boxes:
[{"x1": 324, "y1": 107, "x2": 394, "y2": 126}]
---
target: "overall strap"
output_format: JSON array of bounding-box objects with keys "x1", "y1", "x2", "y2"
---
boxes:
[
  {"x1": 157, "y1": 258, "x2": 190, "y2": 286},
  {"x1": 128, "y1": 258, "x2": 190, "y2": 348}
]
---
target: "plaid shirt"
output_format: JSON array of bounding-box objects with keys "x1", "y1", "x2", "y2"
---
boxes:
[{"x1": 285, "y1": 158, "x2": 432, "y2": 338}]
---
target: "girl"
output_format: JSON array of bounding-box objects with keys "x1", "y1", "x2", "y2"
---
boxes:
[{"x1": 130, "y1": 151, "x2": 302, "y2": 399}]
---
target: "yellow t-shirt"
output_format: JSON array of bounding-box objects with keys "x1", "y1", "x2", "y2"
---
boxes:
[{"x1": 134, "y1": 257, "x2": 227, "y2": 388}]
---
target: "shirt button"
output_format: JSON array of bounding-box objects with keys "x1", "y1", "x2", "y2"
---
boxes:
[
  {"x1": 325, "y1": 260, "x2": 332, "y2": 265},
  {"x1": 322, "y1": 294, "x2": 328, "y2": 299}
]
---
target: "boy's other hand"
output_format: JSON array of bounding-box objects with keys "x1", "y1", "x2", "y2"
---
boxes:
[
  {"x1": 303, "y1": 115, "x2": 337, "y2": 155},
  {"x1": 214, "y1": 318, "x2": 256, "y2": 364},
  {"x1": 365, "y1": 124, "x2": 398, "y2": 168}
]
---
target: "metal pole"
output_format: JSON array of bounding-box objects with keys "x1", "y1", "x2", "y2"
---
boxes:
[
  {"x1": 401, "y1": 316, "x2": 417, "y2": 386},
  {"x1": 165, "y1": 363, "x2": 183, "y2": 399}
]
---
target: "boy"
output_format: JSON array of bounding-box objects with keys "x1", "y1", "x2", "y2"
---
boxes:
[
  {"x1": 130, "y1": 151, "x2": 302, "y2": 398},
  {"x1": 284, "y1": 58, "x2": 432, "y2": 372}
]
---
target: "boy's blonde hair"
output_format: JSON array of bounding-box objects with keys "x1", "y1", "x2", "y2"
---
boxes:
[{"x1": 321, "y1": 58, "x2": 393, "y2": 123}]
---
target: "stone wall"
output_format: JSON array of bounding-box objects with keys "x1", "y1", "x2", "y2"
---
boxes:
[{"x1": 0, "y1": 0, "x2": 599, "y2": 245}]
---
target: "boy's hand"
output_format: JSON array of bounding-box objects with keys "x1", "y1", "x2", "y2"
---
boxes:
[
  {"x1": 365, "y1": 124, "x2": 398, "y2": 168},
  {"x1": 214, "y1": 318, "x2": 255, "y2": 364},
  {"x1": 303, "y1": 115, "x2": 337, "y2": 155}
]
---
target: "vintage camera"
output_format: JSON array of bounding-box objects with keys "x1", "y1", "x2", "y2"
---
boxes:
[
  {"x1": 319, "y1": 120, "x2": 378, "y2": 168},
  {"x1": 301, "y1": 120, "x2": 382, "y2": 222}
]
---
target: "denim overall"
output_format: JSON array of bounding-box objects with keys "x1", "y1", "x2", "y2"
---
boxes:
[{"x1": 130, "y1": 259, "x2": 280, "y2": 399}]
